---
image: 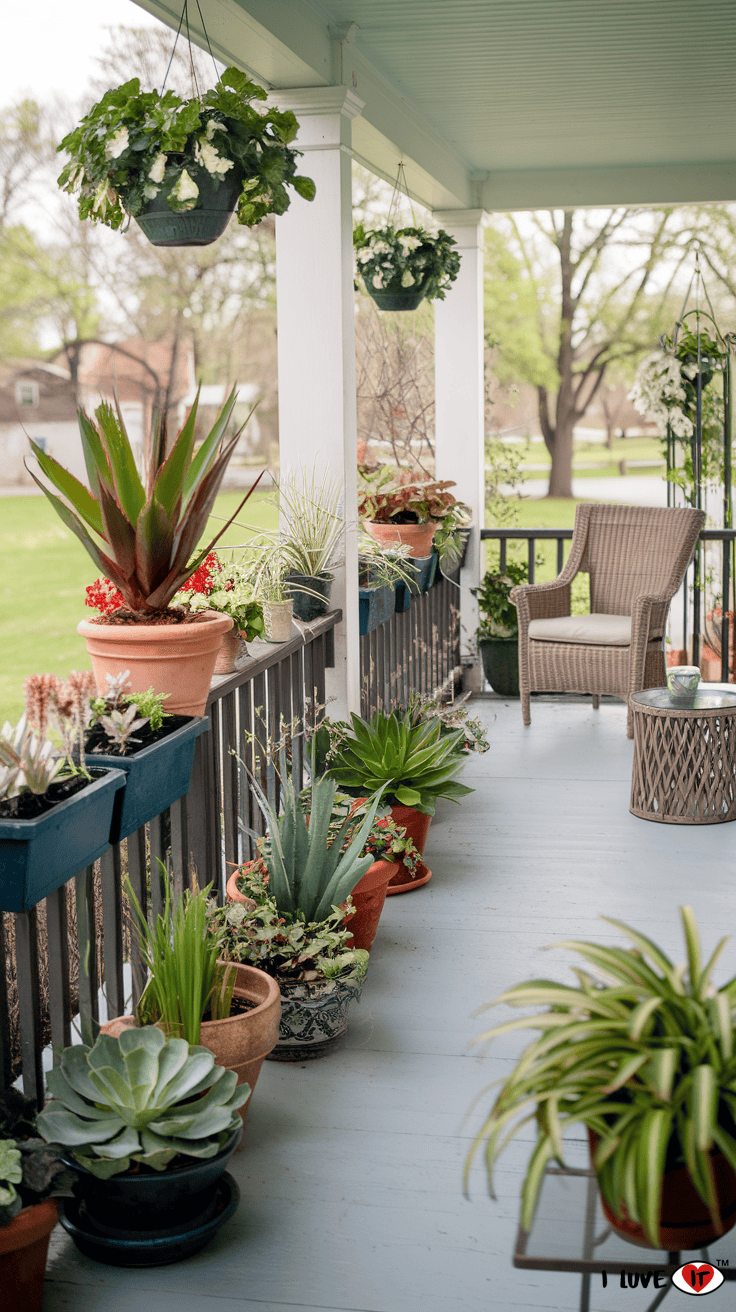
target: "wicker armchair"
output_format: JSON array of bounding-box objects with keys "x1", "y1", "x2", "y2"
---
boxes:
[{"x1": 509, "y1": 503, "x2": 705, "y2": 738}]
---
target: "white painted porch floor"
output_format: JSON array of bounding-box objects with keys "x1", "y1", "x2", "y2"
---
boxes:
[{"x1": 42, "y1": 693, "x2": 736, "y2": 1312}]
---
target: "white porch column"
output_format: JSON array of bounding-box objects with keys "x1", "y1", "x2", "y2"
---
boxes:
[
  {"x1": 432, "y1": 209, "x2": 486, "y2": 690},
  {"x1": 272, "y1": 88, "x2": 364, "y2": 720}
]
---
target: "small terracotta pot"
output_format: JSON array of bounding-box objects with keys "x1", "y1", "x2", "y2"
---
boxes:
[
  {"x1": 0, "y1": 1198, "x2": 58, "y2": 1312},
  {"x1": 78, "y1": 610, "x2": 233, "y2": 716},
  {"x1": 588, "y1": 1130, "x2": 736, "y2": 1249},
  {"x1": 386, "y1": 804, "x2": 432, "y2": 894},
  {"x1": 363, "y1": 520, "x2": 437, "y2": 558},
  {"x1": 263, "y1": 600, "x2": 293, "y2": 643},
  {"x1": 225, "y1": 868, "x2": 258, "y2": 907},
  {"x1": 345, "y1": 859, "x2": 400, "y2": 950},
  {"x1": 213, "y1": 629, "x2": 246, "y2": 675}
]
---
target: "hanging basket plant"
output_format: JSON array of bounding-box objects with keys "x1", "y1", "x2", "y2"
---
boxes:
[
  {"x1": 354, "y1": 222, "x2": 460, "y2": 311},
  {"x1": 57, "y1": 66, "x2": 315, "y2": 247}
]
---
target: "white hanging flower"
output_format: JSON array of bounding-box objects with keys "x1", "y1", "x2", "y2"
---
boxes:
[
  {"x1": 194, "y1": 138, "x2": 234, "y2": 177},
  {"x1": 401, "y1": 270, "x2": 415, "y2": 287},
  {"x1": 357, "y1": 249, "x2": 372, "y2": 265},
  {"x1": 204, "y1": 118, "x2": 226, "y2": 140},
  {"x1": 398, "y1": 234, "x2": 421, "y2": 252},
  {"x1": 369, "y1": 240, "x2": 391, "y2": 255},
  {"x1": 105, "y1": 126, "x2": 129, "y2": 159},
  {"x1": 148, "y1": 153, "x2": 168, "y2": 184},
  {"x1": 372, "y1": 272, "x2": 386, "y2": 289},
  {"x1": 171, "y1": 169, "x2": 199, "y2": 207},
  {"x1": 668, "y1": 408, "x2": 694, "y2": 439}
]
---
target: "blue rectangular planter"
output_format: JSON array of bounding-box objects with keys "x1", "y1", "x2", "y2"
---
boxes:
[
  {"x1": 359, "y1": 585, "x2": 395, "y2": 635},
  {"x1": 414, "y1": 553, "x2": 438, "y2": 592},
  {"x1": 0, "y1": 768, "x2": 126, "y2": 913},
  {"x1": 88, "y1": 716, "x2": 210, "y2": 843}
]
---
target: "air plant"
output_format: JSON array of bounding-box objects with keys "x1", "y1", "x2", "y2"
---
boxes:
[{"x1": 26, "y1": 389, "x2": 263, "y2": 618}]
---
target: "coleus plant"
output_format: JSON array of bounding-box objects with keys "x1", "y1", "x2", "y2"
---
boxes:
[{"x1": 26, "y1": 389, "x2": 264, "y2": 618}]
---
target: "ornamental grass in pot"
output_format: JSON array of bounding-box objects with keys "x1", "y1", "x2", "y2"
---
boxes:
[
  {"x1": 28, "y1": 388, "x2": 265, "y2": 716},
  {"x1": 37, "y1": 1027, "x2": 247, "y2": 1266},
  {"x1": 465, "y1": 908, "x2": 736, "y2": 1251},
  {"x1": 277, "y1": 467, "x2": 344, "y2": 622}
]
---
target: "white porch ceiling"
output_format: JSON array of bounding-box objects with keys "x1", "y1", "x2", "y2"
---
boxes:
[{"x1": 132, "y1": 0, "x2": 736, "y2": 212}]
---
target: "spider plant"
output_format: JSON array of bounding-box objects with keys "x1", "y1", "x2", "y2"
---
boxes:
[
  {"x1": 465, "y1": 907, "x2": 736, "y2": 1247},
  {"x1": 277, "y1": 466, "x2": 344, "y2": 580}
]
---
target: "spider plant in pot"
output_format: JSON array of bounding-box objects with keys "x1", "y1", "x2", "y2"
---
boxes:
[
  {"x1": 278, "y1": 467, "x2": 344, "y2": 622},
  {"x1": 0, "y1": 673, "x2": 125, "y2": 911},
  {"x1": 323, "y1": 708, "x2": 474, "y2": 894},
  {"x1": 36, "y1": 1027, "x2": 248, "y2": 1266},
  {"x1": 214, "y1": 774, "x2": 385, "y2": 1059},
  {"x1": 465, "y1": 908, "x2": 736, "y2": 1251},
  {"x1": 255, "y1": 549, "x2": 294, "y2": 642},
  {"x1": 26, "y1": 387, "x2": 264, "y2": 715}
]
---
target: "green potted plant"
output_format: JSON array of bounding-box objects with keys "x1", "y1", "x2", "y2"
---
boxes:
[
  {"x1": 0, "y1": 1088, "x2": 74, "y2": 1312},
  {"x1": 354, "y1": 222, "x2": 460, "y2": 312},
  {"x1": 58, "y1": 66, "x2": 315, "y2": 247},
  {"x1": 176, "y1": 551, "x2": 265, "y2": 674},
  {"x1": 358, "y1": 465, "x2": 470, "y2": 565},
  {"x1": 0, "y1": 675, "x2": 125, "y2": 912},
  {"x1": 278, "y1": 467, "x2": 344, "y2": 622},
  {"x1": 474, "y1": 560, "x2": 529, "y2": 697},
  {"x1": 255, "y1": 551, "x2": 294, "y2": 642},
  {"x1": 323, "y1": 708, "x2": 474, "y2": 894},
  {"x1": 36, "y1": 1027, "x2": 248, "y2": 1265},
  {"x1": 465, "y1": 908, "x2": 736, "y2": 1251},
  {"x1": 27, "y1": 388, "x2": 264, "y2": 715},
  {"x1": 358, "y1": 533, "x2": 414, "y2": 631},
  {"x1": 214, "y1": 774, "x2": 385, "y2": 1058}
]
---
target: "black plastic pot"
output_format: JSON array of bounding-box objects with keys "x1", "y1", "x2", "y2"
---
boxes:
[
  {"x1": 0, "y1": 769, "x2": 126, "y2": 913},
  {"x1": 135, "y1": 166, "x2": 243, "y2": 248},
  {"x1": 57, "y1": 1124, "x2": 242, "y2": 1267},
  {"x1": 480, "y1": 637, "x2": 520, "y2": 697},
  {"x1": 87, "y1": 717, "x2": 210, "y2": 843},
  {"x1": 284, "y1": 573, "x2": 332, "y2": 622},
  {"x1": 359, "y1": 584, "x2": 394, "y2": 634}
]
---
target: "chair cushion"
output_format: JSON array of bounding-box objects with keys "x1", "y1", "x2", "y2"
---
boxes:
[{"x1": 528, "y1": 614, "x2": 633, "y2": 645}]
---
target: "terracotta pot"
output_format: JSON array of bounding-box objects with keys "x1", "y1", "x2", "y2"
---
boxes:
[
  {"x1": 346, "y1": 859, "x2": 400, "y2": 950},
  {"x1": 363, "y1": 520, "x2": 438, "y2": 558},
  {"x1": 100, "y1": 964, "x2": 280, "y2": 1119},
  {"x1": 588, "y1": 1130, "x2": 736, "y2": 1250},
  {"x1": 263, "y1": 600, "x2": 293, "y2": 643},
  {"x1": 78, "y1": 611, "x2": 233, "y2": 716},
  {"x1": 213, "y1": 629, "x2": 246, "y2": 675},
  {"x1": 0, "y1": 1198, "x2": 58, "y2": 1312},
  {"x1": 386, "y1": 804, "x2": 432, "y2": 894}
]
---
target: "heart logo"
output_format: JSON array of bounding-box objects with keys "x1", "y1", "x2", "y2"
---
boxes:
[{"x1": 672, "y1": 1262, "x2": 724, "y2": 1295}]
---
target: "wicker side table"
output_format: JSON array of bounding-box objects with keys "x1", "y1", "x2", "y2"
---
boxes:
[{"x1": 630, "y1": 687, "x2": 736, "y2": 824}]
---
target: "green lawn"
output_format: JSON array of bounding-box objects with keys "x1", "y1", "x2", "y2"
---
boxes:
[
  {"x1": 484, "y1": 494, "x2": 583, "y2": 583},
  {"x1": 0, "y1": 489, "x2": 278, "y2": 725},
  {"x1": 519, "y1": 434, "x2": 664, "y2": 479}
]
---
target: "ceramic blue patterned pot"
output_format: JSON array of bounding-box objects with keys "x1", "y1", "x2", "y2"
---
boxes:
[{"x1": 266, "y1": 971, "x2": 367, "y2": 1061}]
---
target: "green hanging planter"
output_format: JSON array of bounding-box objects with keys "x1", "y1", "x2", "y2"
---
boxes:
[
  {"x1": 135, "y1": 165, "x2": 244, "y2": 248},
  {"x1": 366, "y1": 283, "x2": 428, "y2": 313}
]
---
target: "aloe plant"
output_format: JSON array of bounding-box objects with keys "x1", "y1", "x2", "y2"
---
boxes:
[
  {"x1": 465, "y1": 907, "x2": 736, "y2": 1248},
  {"x1": 37, "y1": 1027, "x2": 248, "y2": 1178},
  {"x1": 26, "y1": 390, "x2": 262, "y2": 617},
  {"x1": 325, "y1": 709, "x2": 474, "y2": 815}
]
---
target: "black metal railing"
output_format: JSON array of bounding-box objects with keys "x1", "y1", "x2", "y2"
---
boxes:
[
  {"x1": 359, "y1": 573, "x2": 460, "y2": 716},
  {"x1": 481, "y1": 528, "x2": 736, "y2": 681}
]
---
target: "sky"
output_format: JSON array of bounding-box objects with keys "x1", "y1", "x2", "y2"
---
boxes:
[{"x1": 1, "y1": 0, "x2": 165, "y2": 105}]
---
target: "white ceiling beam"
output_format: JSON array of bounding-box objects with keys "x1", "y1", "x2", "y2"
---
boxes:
[{"x1": 482, "y1": 162, "x2": 736, "y2": 212}]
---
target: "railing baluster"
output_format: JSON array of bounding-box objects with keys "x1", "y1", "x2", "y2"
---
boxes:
[
  {"x1": 15, "y1": 908, "x2": 43, "y2": 1104},
  {"x1": 220, "y1": 691, "x2": 238, "y2": 877},
  {"x1": 314, "y1": 634, "x2": 326, "y2": 721},
  {"x1": 0, "y1": 915, "x2": 12, "y2": 1088},
  {"x1": 170, "y1": 796, "x2": 191, "y2": 894},
  {"x1": 252, "y1": 672, "x2": 268, "y2": 840},
  {"x1": 149, "y1": 812, "x2": 168, "y2": 919},
  {"x1": 74, "y1": 865, "x2": 98, "y2": 1047},
  {"x1": 557, "y1": 536, "x2": 564, "y2": 575},
  {"x1": 126, "y1": 827, "x2": 147, "y2": 1006},
  {"x1": 100, "y1": 845, "x2": 125, "y2": 1021},
  {"x1": 238, "y1": 682, "x2": 255, "y2": 862}
]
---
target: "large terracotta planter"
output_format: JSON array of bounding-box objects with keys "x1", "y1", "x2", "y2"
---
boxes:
[
  {"x1": 213, "y1": 629, "x2": 246, "y2": 675},
  {"x1": 589, "y1": 1131, "x2": 736, "y2": 1250},
  {"x1": 363, "y1": 520, "x2": 437, "y2": 558},
  {"x1": 0, "y1": 1198, "x2": 58, "y2": 1312},
  {"x1": 386, "y1": 804, "x2": 432, "y2": 894},
  {"x1": 346, "y1": 859, "x2": 400, "y2": 950},
  {"x1": 78, "y1": 611, "x2": 233, "y2": 716}
]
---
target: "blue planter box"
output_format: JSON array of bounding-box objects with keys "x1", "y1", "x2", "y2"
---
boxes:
[
  {"x1": 394, "y1": 555, "x2": 438, "y2": 611},
  {"x1": 359, "y1": 585, "x2": 395, "y2": 635},
  {"x1": 0, "y1": 768, "x2": 126, "y2": 913},
  {"x1": 88, "y1": 717, "x2": 210, "y2": 843}
]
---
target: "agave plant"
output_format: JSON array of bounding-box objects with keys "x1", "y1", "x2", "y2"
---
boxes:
[
  {"x1": 36, "y1": 1027, "x2": 248, "y2": 1178},
  {"x1": 26, "y1": 389, "x2": 263, "y2": 617},
  {"x1": 465, "y1": 908, "x2": 736, "y2": 1247},
  {"x1": 325, "y1": 709, "x2": 474, "y2": 815}
]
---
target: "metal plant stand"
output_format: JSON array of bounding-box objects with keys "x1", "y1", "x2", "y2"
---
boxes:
[
  {"x1": 513, "y1": 1165, "x2": 736, "y2": 1312},
  {"x1": 629, "y1": 687, "x2": 736, "y2": 823}
]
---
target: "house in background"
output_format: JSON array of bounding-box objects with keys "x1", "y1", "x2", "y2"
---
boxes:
[{"x1": 0, "y1": 362, "x2": 81, "y2": 487}]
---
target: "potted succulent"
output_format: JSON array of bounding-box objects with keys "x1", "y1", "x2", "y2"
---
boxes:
[
  {"x1": 323, "y1": 708, "x2": 474, "y2": 894},
  {"x1": 213, "y1": 774, "x2": 385, "y2": 1058},
  {"x1": 57, "y1": 66, "x2": 315, "y2": 247},
  {"x1": 0, "y1": 674, "x2": 125, "y2": 912},
  {"x1": 278, "y1": 468, "x2": 344, "y2": 622},
  {"x1": 27, "y1": 389, "x2": 264, "y2": 715},
  {"x1": 358, "y1": 465, "x2": 470, "y2": 564},
  {"x1": 111, "y1": 871, "x2": 281, "y2": 1109},
  {"x1": 176, "y1": 552, "x2": 265, "y2": 674},
  {"x1": 465, "y1": 908, "x2": 736, "y2": 1251},
  {"x1": 36, "y1": 1027, "x2": 248, "y2": 1265},
  {"x1": 354, "y1": 222, "x2": 460, "y2": 312},
  {"x1": 475, "y1": 560, "x2": 529, "y2": 697},
  {"x1": 0, "y1": 1088, "x2": 74, "y2": 1312}
]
